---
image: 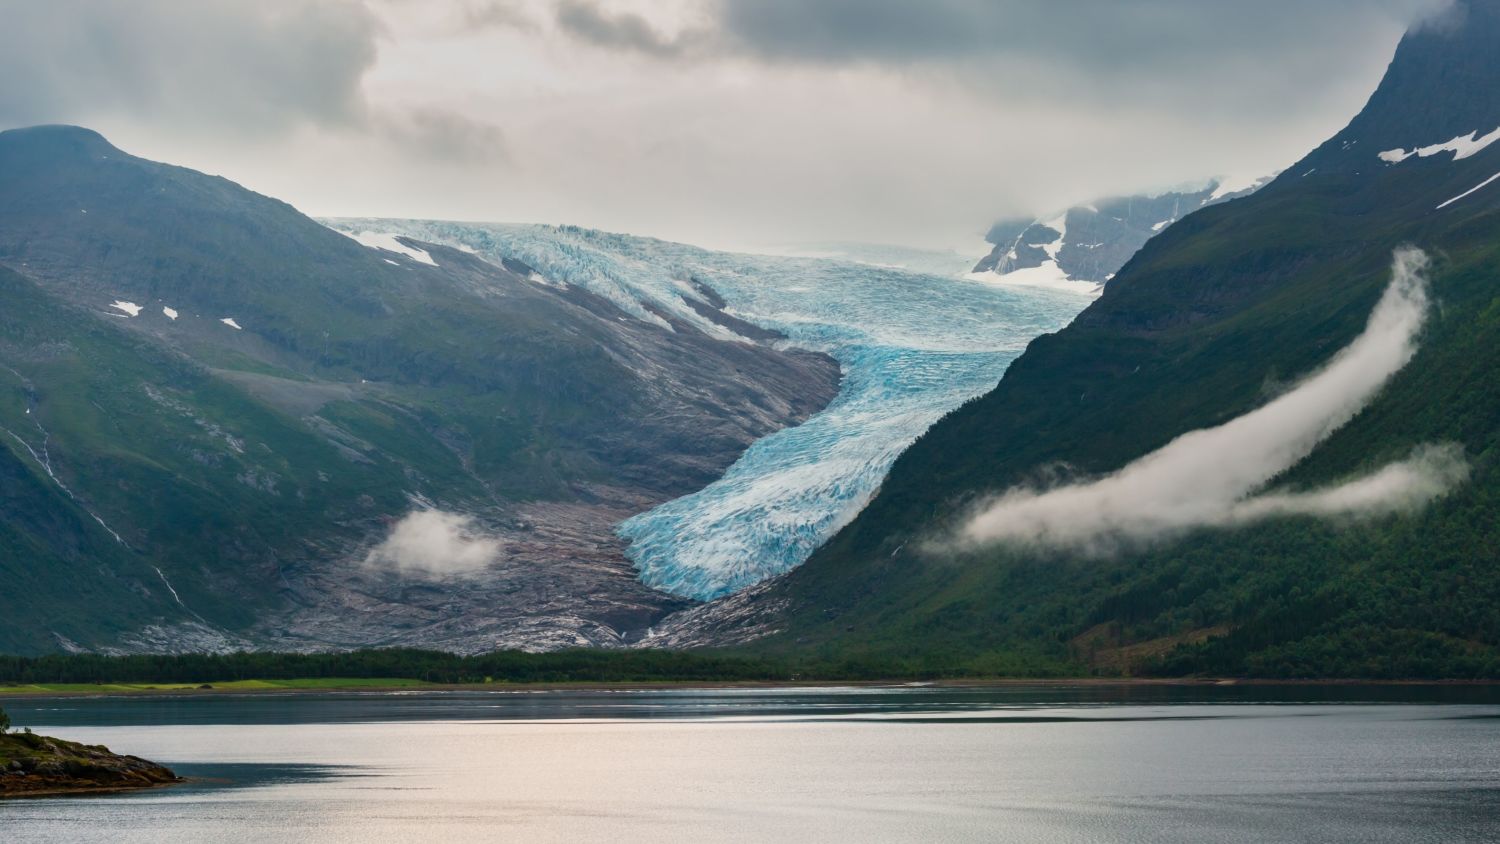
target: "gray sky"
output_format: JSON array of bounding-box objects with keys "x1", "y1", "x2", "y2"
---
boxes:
[{"x1": 0, "y1": 0, "x2": 1452, "y2": 250}]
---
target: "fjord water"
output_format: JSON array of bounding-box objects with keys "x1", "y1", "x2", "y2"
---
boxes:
[
  {"x1": 4, "y1": 686, "x2": 1499, "y2": 843},
  {"x1": 327, "y1": 220, "x2": 1093, "y2": 599}
]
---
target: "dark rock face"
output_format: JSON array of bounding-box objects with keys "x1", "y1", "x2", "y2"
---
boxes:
[
  {"x1": 0, "y1": 732, "x2": 180, "y2": 797},
  {"x1": 1294, "y1": 0, "x2": 1500, "y2": 177},
  {"x1": 0, "y1": 126, "x2": 840, "y2": 654}
]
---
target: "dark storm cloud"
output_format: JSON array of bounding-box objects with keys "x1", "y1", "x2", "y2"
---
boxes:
[
  {"x1": 712, "y1": 0, "x2": 1448, "y2": 65},
  {"x1": 555, "y1": 0, "x2": 708, "y2": 58},
  {"x1": 0, "y1": 0, "x2": 508, "y2": 164},
  {"x1": 552, "y1": 0, "x2": 1451, "y2": 74},
  {"x1": 0, "y1": 0, "x2": 380, "y2": 134}
]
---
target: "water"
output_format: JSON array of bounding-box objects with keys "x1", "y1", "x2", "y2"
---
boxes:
[
  {"x1": 3, "y1": 686, "x2": 1499, "y2": 842},
  {"x1": 325, "y1": 220, "x2": 1092, "y2": 599}
]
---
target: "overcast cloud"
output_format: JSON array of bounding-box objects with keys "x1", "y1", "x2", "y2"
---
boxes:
[
  {"x1": 0, "y1": 0, "x2": 378, "y2": 134},
  {"x1": 0, "y1": 0, "x2": 1453, "y2": 248}
]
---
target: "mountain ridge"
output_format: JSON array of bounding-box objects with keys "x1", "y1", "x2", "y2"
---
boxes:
[
  {"x1": 670, "y1": 0, "x2": 1500, "y2": 678},
  {"x1": 0, "y1": 125, "x2": 841, "y2": 655}
]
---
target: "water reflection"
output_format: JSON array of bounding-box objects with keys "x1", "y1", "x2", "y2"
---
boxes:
[
  {"x1": 7, "y1": 682, "x2": 1500, "y2": 727},
  {"x1": 2, "y1": 686, "x2": 1498, "y2": 843}
]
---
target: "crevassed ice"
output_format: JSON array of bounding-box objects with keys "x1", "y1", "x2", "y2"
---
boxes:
[{"x1": 333, "y1": 220, "x2": 1090, "y2": 600}]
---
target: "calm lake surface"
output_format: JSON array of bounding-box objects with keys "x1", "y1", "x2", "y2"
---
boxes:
[{"x1": 3, "y1": 684, "x2": 1499, "y2": 842}]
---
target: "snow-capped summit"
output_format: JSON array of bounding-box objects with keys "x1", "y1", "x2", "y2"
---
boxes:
[{"x1": 970, "y1": 177, "x2": 1271, "y2": 290}]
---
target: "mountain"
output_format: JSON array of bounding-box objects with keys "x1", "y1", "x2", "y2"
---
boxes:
[
  {"x1": 323, "y1": 221, "x2": 1088, "y2": 603},
  {"x1": 971, "y1": 178, "x2": 1270, "y2": 289},
  {"x1": 671, "y1": 0, "x2": 1500, "y2": 678},
  {"x1": 0, "y1": 125, "x2": 839, "y2": 654}
]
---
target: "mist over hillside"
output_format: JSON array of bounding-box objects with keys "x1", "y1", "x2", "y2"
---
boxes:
[{"x1": 659, "y1": 0, "x2": 1500, "y2": 679}]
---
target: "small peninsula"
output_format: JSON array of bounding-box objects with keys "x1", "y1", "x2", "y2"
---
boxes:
[{"x1": 0, "y1": 708, "x2": 180, "y2": 798}]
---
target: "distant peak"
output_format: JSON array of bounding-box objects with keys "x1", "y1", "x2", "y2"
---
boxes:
[
  {"x1": 1290, "y1": 0, "x2": 1500, "y2": 177},
  {"x1": 0, "y1": 124, "x2": 122, "y2": 156}
]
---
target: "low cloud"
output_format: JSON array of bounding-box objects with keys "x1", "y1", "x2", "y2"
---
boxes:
[
  {"x1": 376, "y1": 108, "x2": 509, "y2": 164},
  {"x1": 1226, "y1": 443, "x2": 1467, "y2": 522},
  {"x1": 365, "y1": 509, "x2": 503, "y2": 575},
  {"x1": 957, "y1": 248, "x2": 1467, "y2": 554}
]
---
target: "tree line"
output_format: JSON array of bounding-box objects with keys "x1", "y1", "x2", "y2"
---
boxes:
[{"x1": 0, "y1": 648, "x2": 937, "y2": 686}]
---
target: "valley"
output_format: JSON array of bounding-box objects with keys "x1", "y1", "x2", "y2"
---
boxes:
[
  {"x1": 8, "y1": 4, "x2": 1500, "y2": 843},
  {"x1": 2, "y1": 2, "x2": 1497, "y2": 681},
  {"x1": 330, "y1": 221, "x2": 1093, "y2": 601},
  {"x1": 0, "y1": 126, "x2": 839, "y2": 653},
  {"x1": 0, "y1": 131, "x2": 1088, "y2": 654}
]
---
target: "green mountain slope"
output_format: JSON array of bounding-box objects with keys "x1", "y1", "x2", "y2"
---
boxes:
[
  {"x1": 700, "y1": 0, "x2": 1500, "y2": 678},
  {"x1": 0, "y1": 127, "x2": 839, "y2": 655}
]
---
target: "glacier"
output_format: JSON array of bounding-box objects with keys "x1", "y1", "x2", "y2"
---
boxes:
[{"x1": 324, "y1": 220, "x2": 1091, "y2": 600}]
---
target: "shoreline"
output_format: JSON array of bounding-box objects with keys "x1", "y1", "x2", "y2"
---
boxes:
[
  {"x1": 0, "y1": 732, "x2": 182, "y2": 799},
  {"x1": 6, "y1": 676, "x2": 1500, "y2": 700},
  {"x1": 0, "y1": 778, "x2": 184, "y2": 800}
]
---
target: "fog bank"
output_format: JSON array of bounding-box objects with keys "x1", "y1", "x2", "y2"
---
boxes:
[
  {"x1": 958, "y1": 248, "x2": 1465, "y2": 554},
  {"x1": 364, "y1": 509, "x2": 503, "y2": 575}
]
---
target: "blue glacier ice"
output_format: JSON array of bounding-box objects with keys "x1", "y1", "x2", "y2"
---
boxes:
[{"x1": 325, "y1": 221, "x2": 1093, "y2": 600}]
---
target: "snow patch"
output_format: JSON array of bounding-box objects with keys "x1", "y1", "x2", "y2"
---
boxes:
[
  {"x1": 1379, "y1": 126, "x2": 1500, "y2": 165},
  {"x1": 1436, "y1": 171, "x2": 1500, "y2": 210},
  {"x1": 109, "y1": 300, "x2": 142, "y2": 317},
  {"x1": 341, "y1": 230, "x2": 439, "y2": 266},
  {"x1": 220, "y1": 317, "x2": 243, "y2": 330},
  {"x1": 1039, "y1": 213, "x2": 1067, "y2": 260},
  {"x1": 162, "y1": 306, "x2": 178, "y2": 320},
  {"x1": 527, "y1": 270, "x2": 567, "y2": 289},
  {"x1": 1208, "y1": 174, "x2": 1265, "y2": 201}
]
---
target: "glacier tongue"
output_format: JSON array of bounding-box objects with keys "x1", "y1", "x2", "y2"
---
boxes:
[{"x1": 324, "y1": 220, "x2": 1090, "y2": 600}]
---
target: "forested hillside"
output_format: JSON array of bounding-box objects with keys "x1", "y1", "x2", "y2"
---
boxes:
[
  {"x1": 694, "y1": 0, "x2": 1500, "y2": 678},
  {"x1": 0, "y1": 126, "x2": 838, "y2": 654}
]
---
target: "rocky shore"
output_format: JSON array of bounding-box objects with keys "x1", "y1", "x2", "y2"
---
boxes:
[{"x1": 0, "y1": 732, "x2": 180, "y2": 798}]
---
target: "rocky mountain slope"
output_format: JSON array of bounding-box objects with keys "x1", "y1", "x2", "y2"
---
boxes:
[
  {"x1": 674, "y1": 0, "x2": 1500, "y2": 678},
  {"x1": 0, "y1": 126, "x2": 839, "y2": 654},
  {"x1": 324, "y1": 221, "x2": 1089, "y2": 604}
]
